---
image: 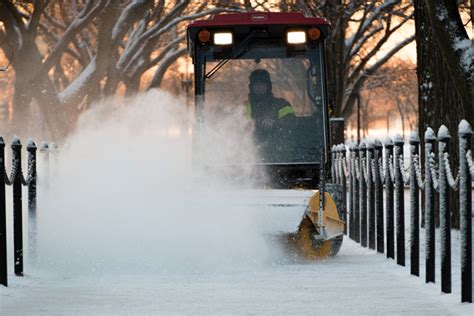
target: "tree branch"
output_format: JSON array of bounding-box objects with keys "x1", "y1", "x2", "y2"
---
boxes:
[
  {"x1": 342, "y1": 34, "x2": 415, "y2": 117},
  {"x1": 27, "y1": 0, "x2": 49, "y2": 37},
  {"x1": 39, "y1": 0, "x2": 106, "y2": 75},
  {"x1": 347, "y1": 12, "x2": 413, "y2": 86},
  {"x1": 147, "y1": 47, "x2": 187, "y2": 90}
]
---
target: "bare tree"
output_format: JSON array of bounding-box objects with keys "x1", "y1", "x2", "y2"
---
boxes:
[
  {"x1": 376, "y1": 59, "x2": 418, "y2": 136},
  {"x1": 0, "y1": 0, "x2": 240, "y2": 139},
  {"x1": 286, "y1": 0, "x2": 416, "y2": 119}
]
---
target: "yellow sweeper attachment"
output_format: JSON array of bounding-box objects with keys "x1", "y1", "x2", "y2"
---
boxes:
[{"x1": 277, "y1": 191, "x2": 345, "y2": 259}]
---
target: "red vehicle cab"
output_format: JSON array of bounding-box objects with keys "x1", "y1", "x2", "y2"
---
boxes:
[{"x1": 187, "y1": 12, "x2": 331, "y2": 188}]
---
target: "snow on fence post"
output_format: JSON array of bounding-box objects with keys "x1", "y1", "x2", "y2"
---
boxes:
[
  {"x1": 340, "y1": 145, "x2": 348, "y2": 235},
  {"x1": 349, "y1": 143, "x2": 355, "y2": 240},
  {"x1": 384, "y1": 137, "x2": 395, "y2": 260},
  {"x1": 458, "y1": 120, "x2": 472, "y2": 303},
  {"x1": 352, "y1": 143, "x2": 360, "y2": 242},
  {"x1": 11, "y1": 138, "x2": 24, "y2": 276},
  {"x1": 394, "y1": 134, "x2": 405, "y2": 267},
  {"x1": 359, "y1": 142, "x2": 368, "y2": 247},
  {"x1": 0, "y1": 137, "x2": 7, "y2": 286},
  {"x1": 438, "y1": 126, "x2": 451, "y2": 293},
  {"x1": 336, "y1": 145, "x2": 343, "y2": 185},
  {"x1": 424, "y1": 128, "x2": 436, "y2": 283},
  {"x1": 409, "y1": 132, "x2": 420, "y2": 277},
  {"x1": 374, "y1": 139, "x2": 384, "y2": 253},
  {"x1": 26, "y1": 141, "x2": 37, "y2": 265},
  {"x1": 366, "y1": 141, "x2": 376, "y2": 250}
]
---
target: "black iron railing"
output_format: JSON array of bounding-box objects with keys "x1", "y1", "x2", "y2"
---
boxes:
[{"x1": 332, "y1": 120, "x2": 472, "y2": 303}]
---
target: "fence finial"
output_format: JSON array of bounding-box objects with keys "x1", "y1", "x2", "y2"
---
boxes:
[
  {"x1": 438, "y1": 125, "x2": 451, "y2": 139},
  {"x1": 27, "y1": 139, "x2": 37, "y2": 150},
  {"x1": 459, "y1": 119, "x2": 472, "y2": 135},
  {"x1": 383, "y1": 136, "x2": 393, "y2": 147},
  {"x1": 394, "y1": 133, "x2": 404, "y2": 144},
  {"x1": 11, "y1": 136, "x2": 21, "y2": 146},
  {"x1": 409, "y1": 131, "x2": 419, "y2": 143},
  {"x1": 374, "y1": 138, "x2": 383, "y2": 148},
  {"x1": 425, "y1": 127, "x2": 436, "y2": 140},
  {"x1": 40, "y1": 142, "x2": 49, "y2": 151}
]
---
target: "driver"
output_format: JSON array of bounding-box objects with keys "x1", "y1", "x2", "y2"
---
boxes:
[{"x1": 245, "y1": 69, "x2": 296, "y2": 144}]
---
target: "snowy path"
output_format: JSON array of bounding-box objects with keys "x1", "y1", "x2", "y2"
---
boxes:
[{"x1": 1, "y1": 237, "x2": 471, "y2": 315}]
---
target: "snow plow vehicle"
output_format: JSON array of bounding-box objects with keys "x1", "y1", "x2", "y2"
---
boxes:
[{"x1": 187, "y1": 12, "x2": 345, "y2": 259}]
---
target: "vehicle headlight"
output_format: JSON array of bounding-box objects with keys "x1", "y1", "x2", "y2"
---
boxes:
[
  {"x1": 287, "y1": 31, "x2": 306, "y2": 44},
  {"x1": 214, "y1": 32, "x2": 233, "y2": 45}
]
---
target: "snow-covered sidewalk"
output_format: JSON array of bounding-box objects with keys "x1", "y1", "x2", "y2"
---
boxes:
[{"x1": 1, "y1": 237, "x2": 471, "y2": 315}]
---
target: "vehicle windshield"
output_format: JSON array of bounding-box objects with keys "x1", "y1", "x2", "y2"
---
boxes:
[{"x1": 202, "y1": 47, "x2": 326, "y2": 164}]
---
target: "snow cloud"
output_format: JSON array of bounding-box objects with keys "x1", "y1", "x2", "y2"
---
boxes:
[{"x1": 35, "y1": 90, "x2": 275, "y2": 276}]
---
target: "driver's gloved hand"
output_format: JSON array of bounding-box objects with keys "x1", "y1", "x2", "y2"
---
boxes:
[{"x1": 261, "y1": 118, "x2": 275, "y2": 129}]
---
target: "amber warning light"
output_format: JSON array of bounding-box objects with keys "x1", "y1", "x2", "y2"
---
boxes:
[
  {"x1": 308, "y1": 27, "x2": 321, "y2": 40},
  {"x1": 198, "y1": 30, "x2": 211, "y2": 43}
]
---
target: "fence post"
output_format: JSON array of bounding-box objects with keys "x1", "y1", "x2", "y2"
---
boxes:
[
  {"x1": 0, "y1": 137, "x2": 6, "y2": 286},
  {"x1": 27, "y1": 140, "x2": 37, "y2": 265},
  {"x1": 331, "y1": 146, "x2": 336, "y2": 182},
  {"x1": 353, "y1": 143, "x2": 360, "y2": 242},
  {"x1": 374, "y1": 139, "x2": 384, "y2": 253},
  {"x1": 11, "y1": 138, "x2": 24, "y2": 276},
  {"x1": 438, "y1": 126, "x2": 451, "y2": 293},
  {"x1": 458, "y1": 120, "x2": 472, "y2": 303},
  {"x1": 424, "y1": 128, "x2": 436, "y2": 283},
  {"x1": 367, "y1": 141, "x2": 375, "y2": 250},
  {"x1": 349, "y1": 143, "x2": 355, "y2": 240},
  {"x1": 394, "y1": 134, "x2": 405, "y2": 266},
  {"x1": 340, "y1": 145, "x2": 348, "y2": 235},
  {"x1": 384, "y1": 137, "x2": 394, "y2": 259},
  {"x1": 359, "y1": 142, "x2": 367, "y2": 247},
  {"x1": 409, "y1": 132, "x2": 420, "y2": 276}
]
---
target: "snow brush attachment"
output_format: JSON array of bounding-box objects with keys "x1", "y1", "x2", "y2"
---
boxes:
[{"x1": 277, "y1": 191, "x2": 345, "y2": 260}]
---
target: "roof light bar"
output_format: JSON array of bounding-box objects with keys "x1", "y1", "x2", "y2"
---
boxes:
[
  {"x1": 214, "y1": 32, "x2": 233, "y2": 45},
  {"x1": 287, "y1": 31, "x2": 306, "y2": 44}
]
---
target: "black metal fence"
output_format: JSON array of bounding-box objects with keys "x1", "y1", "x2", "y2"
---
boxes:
[
  {"x1": 0, "y1": 137, "x2": 39, "y2": 286},
  {"x1": 332, "y1": 120, "x2": 473, "y2": 303}
]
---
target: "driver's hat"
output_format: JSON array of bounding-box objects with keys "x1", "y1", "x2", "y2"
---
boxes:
[{"x1": 249, "y1": 69, "x2": 272, "y2": 90}]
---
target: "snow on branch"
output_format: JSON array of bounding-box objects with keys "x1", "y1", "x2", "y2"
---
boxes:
[
  {"x1": 345, "y1": 0, "x2": 400, "y2": 54},
  {"x1": 111, "y1": 0, "x2": 150, "y2": 45},
  {"x1": 347, "y1": 12, "x2": 414, "y2": 85},
  {"x1": 40, "y1": 0, "x2": 107, "y2": 74},
  {"x1": 58, "y1": 57, "x2": 96, "y2": 104},
  {"x1": 425, "y1": 0, "x2": 473, "y2": 105},
  {"x1": 131, "y1": 33, "x2": 186, "y2": 78},
  {"x1": 147, "y1": 47, "x2": 187, "y2": 90},
  {"x1": 119, "y1": 7, "x2": 239, "y2": 73}
]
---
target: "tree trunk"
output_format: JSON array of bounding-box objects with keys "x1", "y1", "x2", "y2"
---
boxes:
[{"x1": 414, "y1": 0, "x2": 470, "y2": 228}]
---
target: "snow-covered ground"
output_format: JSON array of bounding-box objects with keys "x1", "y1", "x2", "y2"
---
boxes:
[
  {"x1": 1, "y1": 234, "x2": 471, "y2": 315},
  {"x1": 1, "y1": 92, "x2": 472, "y2": 315}
]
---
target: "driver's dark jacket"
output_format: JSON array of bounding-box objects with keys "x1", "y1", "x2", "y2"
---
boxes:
[
  {"x1": 244, "y1": 96, "x2": 295, "y2": 144},
  {"x1": 244, "y1": 97, "x2": 294, "y2": 121}
]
